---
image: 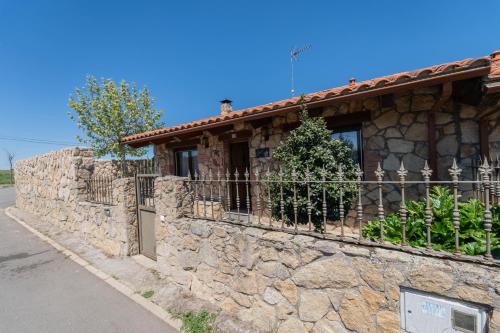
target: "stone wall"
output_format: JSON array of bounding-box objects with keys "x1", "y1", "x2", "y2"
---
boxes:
[
  {"x1": 94, "y1": 158, "x2": 151, "y2": 177},
  {"x1": 15, "y1": 147, "x2": 138, "y2": 256},
  {"x1": 154, "y1": 177, "x2": 500, "y2": 333}
]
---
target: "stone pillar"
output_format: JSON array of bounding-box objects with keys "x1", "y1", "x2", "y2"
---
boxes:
[
  {"x1": 155, "y1": 176, "x2": 192, "y2": 223},
  {"x1": 113, "y1": 177, "x2": 139, "y2": 256}
]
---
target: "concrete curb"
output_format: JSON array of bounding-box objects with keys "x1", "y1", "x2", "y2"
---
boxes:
[{"x1": 4, "y1": 206, "x2": 182, "y2": 331}]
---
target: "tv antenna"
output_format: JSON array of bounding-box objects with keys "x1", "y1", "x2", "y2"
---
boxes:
[{"x1": 290, "y1": 44, "x2": 312, "y2": 96}]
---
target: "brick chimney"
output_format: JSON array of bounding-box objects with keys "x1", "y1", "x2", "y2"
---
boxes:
[
  {"x1": 220, "y1": 99, "x2": 233, "y2": 115},
  {"x1": 490, "y1": 50, "x2": 500, "y2": 77}
]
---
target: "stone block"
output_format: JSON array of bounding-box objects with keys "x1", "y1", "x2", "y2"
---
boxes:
[
  {"x1": 387, "y1": 139, "x2": 414, "y2": 153},
  {"x1": 376, "y1": 310, "x2": 399, "y2": 333},
  {"x1": 411, "y1": 95, "x2": 435, "y2": 111},
  {"x1": 277, "y1": 317, "x2": 305, "y2": 333},
  {"x1": 408, "y1": 264, "x2": 454, "y2": 294},
  {"x1": 274, "y1": 279, "x2": 298, "y2": 305},
  {"x1": 292, "y1": 255, "x2": 358, "y2": 289},
  {"x1": 298, "y1": 289, "x2": 331, "y2": 322},
  {"x1": 339, "y1": 291, "x2": 376, "y2": 333},
  {"x1": 374, "y1": 111, "x2": 399, "y2": 129},
  {"x1": 262, "y1": 287, "x2": 286, "y2": 305},
  {"x1": 312, "y1": 318, "x2": 348, "y2": 333},
  {"x1": 437, "y1": 135, "x2": 458, "y2": 157}
]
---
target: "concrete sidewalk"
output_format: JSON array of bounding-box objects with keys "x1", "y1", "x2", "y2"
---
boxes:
[{"x1": 0, "y1": 187, "x2": 179, "y2": 333}]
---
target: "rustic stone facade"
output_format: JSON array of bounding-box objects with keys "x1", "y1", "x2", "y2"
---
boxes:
[
  {"x1": 154, "y1": 86, "x2": 500, "y2": 219},
  {"x1": 154, "y1": 176, "x2": 500, "y2": 333},
  {"x1": 15, "y1": 148, "x2": 138, "y2": 256}
]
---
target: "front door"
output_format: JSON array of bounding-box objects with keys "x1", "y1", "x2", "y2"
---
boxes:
[{"x1": 230, "y1": 141, "x2": 250, "y2": 212}]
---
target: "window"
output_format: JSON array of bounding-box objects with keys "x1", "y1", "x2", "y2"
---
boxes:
[
  {"x1": 175, "y1": 149, "x2": 198, "y2": 177},
  {"x1": 331, "y1": 127, "x2": 362, "y2": 165}
]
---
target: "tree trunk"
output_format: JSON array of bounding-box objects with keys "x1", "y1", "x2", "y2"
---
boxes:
[{"x1": 119, "y1": 146, "x2": 126, "y2": 178}]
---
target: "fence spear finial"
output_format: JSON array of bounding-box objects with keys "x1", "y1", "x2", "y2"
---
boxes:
[
  {"x1": 374, "y1": 162, "x2": 384, "y2": 180},
  {"x1": 421, "y1": 160, "x2": 432, "y2": 179},
  {"x1": 397, "y1": 161, "x2": 408, "y2": 178},
  {"x1": 448, "y1": 158, "x2": 462, "y2": 179},
  {"x1": 355, "y1": 164, "x2": 363, "y2": 180}
]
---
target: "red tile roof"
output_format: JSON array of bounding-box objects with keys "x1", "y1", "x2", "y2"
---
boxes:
[{"x1": 122, "y1": 52, "x2": 497, "y2": 145}]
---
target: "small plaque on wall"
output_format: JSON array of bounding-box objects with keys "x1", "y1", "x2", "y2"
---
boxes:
[{"x1": 255, "y1": 148, "x2": 270, "y2": 158}]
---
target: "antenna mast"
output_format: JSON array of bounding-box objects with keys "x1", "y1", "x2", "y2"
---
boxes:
[{"x1": 290, "y1": 44, "x2": 312, "y2": 96}]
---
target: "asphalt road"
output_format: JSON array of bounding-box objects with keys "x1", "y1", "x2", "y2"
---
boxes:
[{"x1": 0, "y1": 187, "x2": 177, "y2": 333}]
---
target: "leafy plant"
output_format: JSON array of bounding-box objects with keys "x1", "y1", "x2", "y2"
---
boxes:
[
  {"x1": 175, "y1": 310, "x2": 218, "y2": 333},
  {"x1": 142, "y1": 290, "x2": 154, "y2": 298},
  {"x1": 68, "y1": 75, "x2": 164, "y2": 174},
  {"x1": 269, "y1": 97, "x2": 358, "y2": 231},
  {"x1": 363, "y1": 186, "x2": 500, "y2": 256}
]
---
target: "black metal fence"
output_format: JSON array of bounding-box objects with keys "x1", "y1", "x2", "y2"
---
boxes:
[
  {"x1": 184, "y1": 159, "x2": 500, "y2": 259},
  {"x1": 85, "y1": 176, "x2": 114, "y2": 205}
]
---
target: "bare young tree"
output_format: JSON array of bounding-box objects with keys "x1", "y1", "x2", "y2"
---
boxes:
[{"x1": 5, "y1": 150, "x2": 14, "y2": 184}]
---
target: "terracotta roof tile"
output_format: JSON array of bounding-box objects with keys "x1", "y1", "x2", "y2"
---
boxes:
[{"x1": 122, "y1": 54, "x2": 493, "y2": 144}]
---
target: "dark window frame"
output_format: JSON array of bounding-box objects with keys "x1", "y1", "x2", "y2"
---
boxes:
[
  {"x1": 174, "y1": 147, "x2": 198, "y2": 177},
  {"x1": 330, "y1": 125, "x2": 363, "y2": 168}
]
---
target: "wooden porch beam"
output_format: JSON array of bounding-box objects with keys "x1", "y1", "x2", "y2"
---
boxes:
[
  {"x1": 219, "y1": 129, "x2": 253, "y2": 142},
  {"x1": 282, "y1": 110, "x2": 371, "y2": 132},
  {"x1": 479, "y1": 119, "x2": 490, "y2": 159},
  {"x1": 428, "y1": 82, "x2": 452, "y2": 179}
]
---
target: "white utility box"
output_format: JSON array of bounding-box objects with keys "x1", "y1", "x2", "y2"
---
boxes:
[{"x1": 400, "y1": 288, "x2": 489, "y2": 333}]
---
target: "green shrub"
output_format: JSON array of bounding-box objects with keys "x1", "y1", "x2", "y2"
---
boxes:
[
  {"x1": 269, "y1": 100, "x2": 358, "y2": 231},
  {"x1": 175, "y1": 310, "x2": 218, "y2": 333},
  {"x1": 362, "y1": 186, "x2": 500, "y2": 256}
]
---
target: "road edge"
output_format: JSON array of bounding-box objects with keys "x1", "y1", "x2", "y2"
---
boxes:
[{"x1": 4, "y1": 206, "x2": 182, "y2": 332}]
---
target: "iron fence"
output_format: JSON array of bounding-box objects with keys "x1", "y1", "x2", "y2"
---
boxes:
[
  {"x1": 184, "y1": 159, "x2": 500, "y2": 259},
  {"x1": 85, "y1": 176, "x2": 114, "y2": 205},
  {"x1": 136, "y1": 174, "x2": 156, "y2": 208},
  {"x1": 472, "y1": 157, "x2": 500, "y2": 199}
]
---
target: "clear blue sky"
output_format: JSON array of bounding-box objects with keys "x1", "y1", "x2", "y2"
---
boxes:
[{"x1": 1, "y1": 0, "x2": 499, "y2": 168}]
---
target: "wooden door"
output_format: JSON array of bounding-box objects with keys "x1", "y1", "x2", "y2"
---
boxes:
[{"x1": 230, "y1": 142, "x2": 250, "y2": 211}]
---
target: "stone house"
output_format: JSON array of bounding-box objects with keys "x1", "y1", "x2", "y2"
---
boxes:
[{"x1": 122, "y1": 51, "x2": 500, "y2": 213}]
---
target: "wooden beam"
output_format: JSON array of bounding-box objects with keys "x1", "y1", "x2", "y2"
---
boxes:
[
  {"x1": 282, "y1": 110, "x2": 371, "y2": 132},
  {"x1": 207, "y1": 124, "x2": 234, "y2": 136},
  {"x1": 428, "y1": 82, "x2": 452, "y2": 180},
  {"x1": 219, "y1": 129, "x2": 253, "y2": 142},
  {"x1": 246, "y1": 117, "x2": 272, "y2": 129},
  {"x1": 477, "y1": 107, "x2": 500, "y2": 120},
  {"x1": 479, "y1": 119, "x2": 490, "y2": 159},
  {"x1": 428, "y1": 112, "x2": 437, "y2": 178},
  {"x1": 324, "y1": 111, "x2": 371, "y2": 129},
  {"x1": 164, "y1": 138, "x2": 200, "y2": 149}
]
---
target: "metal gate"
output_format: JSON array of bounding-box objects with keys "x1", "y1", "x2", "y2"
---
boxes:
[{"x1": 135, "y1": 174, "x2": 158, "y2": 260}]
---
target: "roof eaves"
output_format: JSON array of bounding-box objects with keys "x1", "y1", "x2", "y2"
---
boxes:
[{"x1": 122, "y1": 56, "x2": 491, "y2": 146}]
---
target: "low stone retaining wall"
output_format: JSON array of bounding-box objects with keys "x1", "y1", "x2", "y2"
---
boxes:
[
  {"x1": 13, "y1": 155, "x2": 500, "y2": 332},
  {"x1": 15, "y1": 148, "x2": 138, "y2": 256},
  {"x1": 154, "y1": 176, "x2": 500, "y2": 333}
]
